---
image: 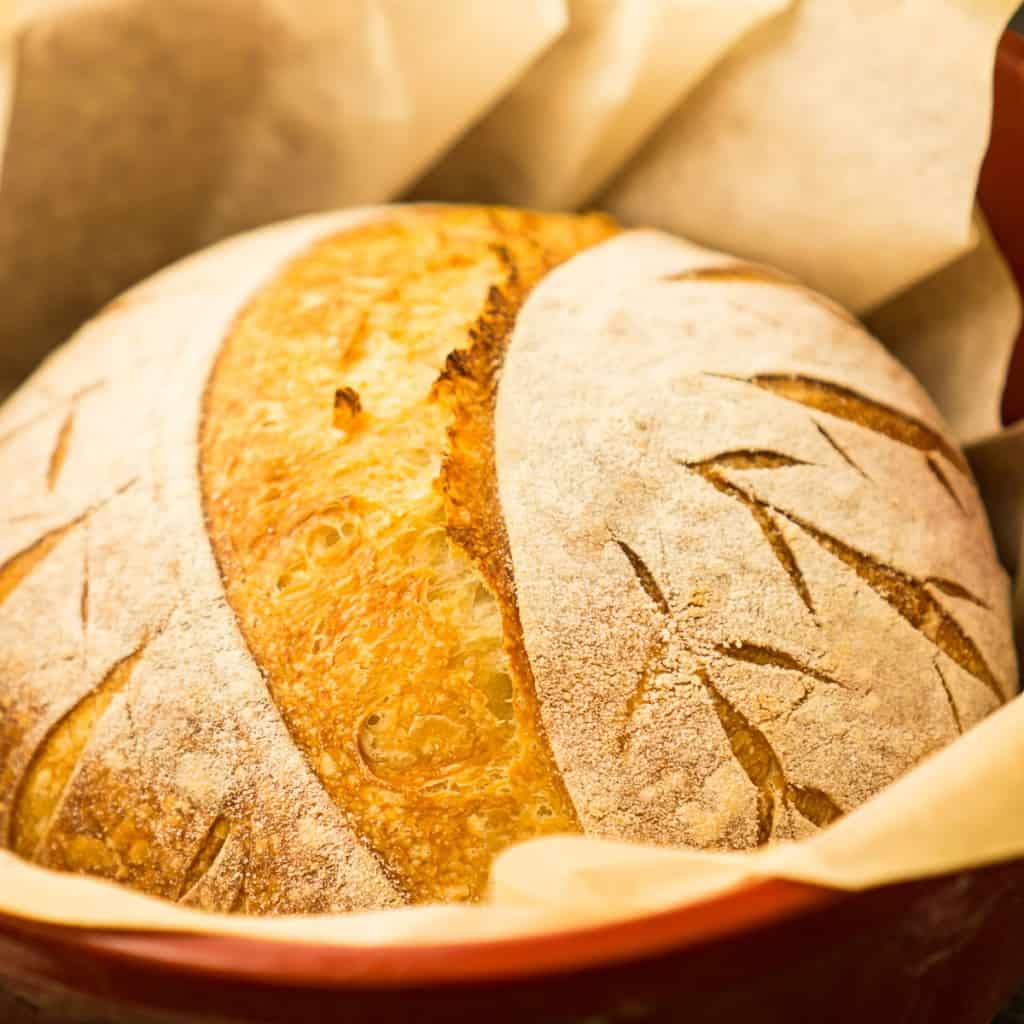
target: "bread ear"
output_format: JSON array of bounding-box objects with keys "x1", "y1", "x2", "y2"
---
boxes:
[{"x1": 200, "y1": 207, "x2": 617, "y2": 903}]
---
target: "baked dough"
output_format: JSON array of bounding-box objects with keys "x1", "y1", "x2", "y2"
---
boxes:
[{"x1": 0, "y1": 206, "x2": 1015, "y2": 912}]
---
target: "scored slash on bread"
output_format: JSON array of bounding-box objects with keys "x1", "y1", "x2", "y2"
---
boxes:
[
  {"x1": 200, "y1": 208, "x2": 616, "y2": 902},
  {"x1": 0, "y1": 206, "x2": 1016, "y2": 913}
]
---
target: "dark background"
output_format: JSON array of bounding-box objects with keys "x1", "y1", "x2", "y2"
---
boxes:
[{"x1": 1015, "y1": 6, "x2": 1024, "y2": 30}]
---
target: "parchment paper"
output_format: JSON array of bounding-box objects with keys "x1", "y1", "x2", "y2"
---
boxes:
[
  {"x1": 2, "y1": 684, "x2": 1024, "y2": 944},
  {"x1": 1, "y1": 0, "x2": 1024, "y2": 952},
  {"x1": 969, "y1": 423, "x2": 1024, "y2": 606},
  {"x1": 602, "y1": 0, "x2": 1019, "y2": 314},
  {"x1": 412, "y1": 0, "x2": 788, "y2": 210},
  {"x1": 868, "y1": 209, "x2": 1023, "y2": 446},
  {"x1": 0, "y1": 0, "x2": 564, "y2": 375}
]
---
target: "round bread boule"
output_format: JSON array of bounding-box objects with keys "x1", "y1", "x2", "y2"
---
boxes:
[{"x1": 0, "y1": 205, "x2": 1016, "y2": 913}]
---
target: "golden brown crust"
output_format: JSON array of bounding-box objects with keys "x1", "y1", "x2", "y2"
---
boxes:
[
  {"x1": 200, "y1": 207, "x2": 617, "y2": 901},
  {"x1": 0, "y1": 207, "x2": 1014, "y2": 915}
]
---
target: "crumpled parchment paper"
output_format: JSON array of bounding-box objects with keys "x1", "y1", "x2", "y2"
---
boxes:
[{"x1": 1, "y1": 0, "x2": 1023, "y2": 950}]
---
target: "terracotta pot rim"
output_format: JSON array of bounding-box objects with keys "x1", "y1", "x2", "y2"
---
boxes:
[{"x1": 0, "y1": 877, "x2": 843, "y2": 989}]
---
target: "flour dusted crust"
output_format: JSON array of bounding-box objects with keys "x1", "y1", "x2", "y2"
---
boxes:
[
  {"x1": 0, "y1": 210, "x2": 405, "y2": 913},
  {"x1": 497, "y1": 231, "x2": 1017, "y2": 847},
  {"x1": 0, "y1": 206, "x2": 1016, "y2": 913}
]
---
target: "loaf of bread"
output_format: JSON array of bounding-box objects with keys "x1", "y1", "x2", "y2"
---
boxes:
[{"x1": 0, "y1": 206, "x2": 1015, "y2": 914}]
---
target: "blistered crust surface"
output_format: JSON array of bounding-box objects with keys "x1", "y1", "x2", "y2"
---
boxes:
[
  {"x1": 496, "y1": 230, "x2": 1018, "y2": 849},
  {"x1": 200, "y1": 207, "x2": 615, "y2": 901}
]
